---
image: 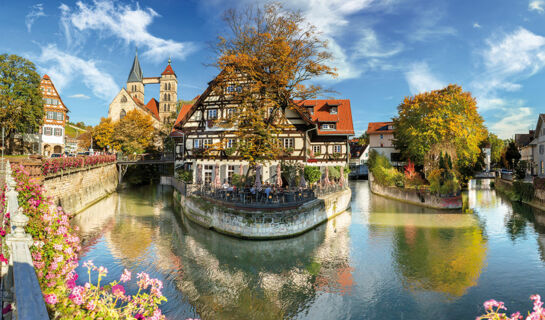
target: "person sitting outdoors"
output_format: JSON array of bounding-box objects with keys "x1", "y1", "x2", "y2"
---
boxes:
[{"x1": 222, "y1": 180, "x2": 230, "y2": 190}]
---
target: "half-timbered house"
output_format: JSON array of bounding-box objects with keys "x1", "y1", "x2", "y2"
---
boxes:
[{"x1": 170, "y1": 75, "x2": 354, "y2": 185}]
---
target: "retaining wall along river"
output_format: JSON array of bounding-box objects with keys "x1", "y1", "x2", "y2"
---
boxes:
[
  {"x1": 368, "y1": 173, "x2": 462, "y2": 210},
  {"x1": 43, "y1": 163, "x2": 118, "y2": 214},
  {"x1": 172, "y1": 187, "x2": 352, "y2": 239}
]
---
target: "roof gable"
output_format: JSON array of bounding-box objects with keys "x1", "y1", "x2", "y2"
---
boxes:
[
  {"x1": 161, "y1": 64, "x2": 176, "y2": 76},
  {"x1": 41, "y1": 75, "x2": 69, "y2": 112},
  {"x1": 144, "y1": 98, "x2": 160, "y2": 120},
  {"x1": 127, "y1": 53, "x2": 143, "y2": 83},
  {"x1": 367, "y1": 122, "x2": 394, "y2": 134}
]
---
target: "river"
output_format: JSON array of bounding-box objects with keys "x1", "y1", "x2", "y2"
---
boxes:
[{"x1": 71, "y1": 179, "x2": 545, "y2": 319}]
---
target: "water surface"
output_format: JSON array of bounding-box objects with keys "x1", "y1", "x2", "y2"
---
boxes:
[{"x1": 73, "y1": 179, "x2": 545, "y2": 319}]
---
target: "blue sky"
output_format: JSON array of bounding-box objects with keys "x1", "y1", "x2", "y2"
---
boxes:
[{"x1": 1, "y1": 0, "x2": 545, "y2": 138}]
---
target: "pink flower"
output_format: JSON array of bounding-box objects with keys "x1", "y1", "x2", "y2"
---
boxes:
[
  {"x1": 85, "y1": 300, "x2": 96, "y2": 311},
  {"x1": 484, "y1": 299, "x2": 505, "y2": 311},
  {"x1": 69, "y1": 292, "x2": 84, "y2": 305},
  {"x1": 137, "y1": 272, "x2": 152, "y2": 289},
  {"x1": 44, "y1": 293, "x2": 57, "y2": 304},
  {"x1": 135, "y1": 314, "x2": 144, "y2": 320},
  {"x1": 83, "y1": 260, "x2": 95, "y2": 270},
  {"x1": 2, "y1": 304, "x2": 12, "y2": 315},
  {"x1": 120, "y1": 269, "x2": 132, "y2": 283},
  {"x1": 149, "y1": 308, "x2": 163, "y2": 320},
  {"x1": 112, "y1": 284, "x2": 125, "y2": 297}
]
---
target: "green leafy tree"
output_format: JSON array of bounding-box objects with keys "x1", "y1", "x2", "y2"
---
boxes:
[
  {"x1": 488, "y1": 133, "x2": 504, "y2": 167},
  {"x1": 393, "y1": 85, "x2": 488, "y2": 178},
  {"x1": 0, "y1": 54, "x2": 44, "y2": 150},
  {"x1": 505, "y1": 140, "x2": 521, "y2": 169}
]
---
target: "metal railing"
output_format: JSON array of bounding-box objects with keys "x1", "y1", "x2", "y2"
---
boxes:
[
  {"x1": 2, "y1": 162, "x2": 49, "y2": 320},
  {"x1": 163, "y1": 176, "x2": 348, "y2": 208}
]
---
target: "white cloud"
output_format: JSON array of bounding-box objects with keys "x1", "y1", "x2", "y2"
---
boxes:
[
  {"x1": 473, "y1": 22, "x2": 481, "y2": 29},
  {"x1": 408, "y1": 8, "x2": 456, "y2": 42},
  {"x1": 25, "y1": 3, "x2": 46, "y2": 32},
  {"x1": 472, "y1": 28, "x2": 545, "y2": 111},
  {"x1": 68, "y1": 93, "x2": 90, "y2": 99},
  {"x1": 404, "y1": 62, "x2": 444, "y2": 95},
  {"x1": 59, "y1": 0, "x2": 196, "y2": 62},
  {"x1": 35, "y1": 44, "x2": 118, "y2": 101},
  {"x1": 529, "y1": 0, "x2": 545, "y2": 12},
  {"x1": 354, "y1": 28, "x2": 403, "y2": 58},
  {"x1": 489, "y1": 107, "x2": 534, "y2": 139}
]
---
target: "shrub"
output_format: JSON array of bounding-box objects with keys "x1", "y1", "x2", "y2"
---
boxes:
[
  {"x1": 513, "y1": 181, "x2": 534, "y2": 202},
  {"x1": 514, "y1": 160, "x2": 527, "y2": 180},
  {"x1": 304, "y1": 166, "x2": 321, "y2": 185},
  {"x1": 176, "y1": 168, "x2": 193, "y2": 183},
  {"x1": 428, "y1": 168, "x2": 460, "y2": 195}
]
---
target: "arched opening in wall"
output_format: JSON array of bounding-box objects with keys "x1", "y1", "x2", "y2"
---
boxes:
[
  {"x1": 53, "y1": 145, "x2": 62, "y2": 154},
  {"x1": 168, "y1": 93, "x2": 171, "y2": 101},
  {"x1": 120, "y1": 109, "x2": 126, "y2": 119},
  {"x1": 164, "y1": 93, "x2": 167, "y2": 101},
  {"x1": 168, "y1": 83, "x2": 171, "y2": 90},
  {"x1": 121, "y1": 96, "x2": 127, "y2": 103},
  {"x1": 43, "y1": 144, "x2": 51, "y2": 157}
]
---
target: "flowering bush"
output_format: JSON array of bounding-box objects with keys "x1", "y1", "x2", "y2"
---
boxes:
[
  {"x1": 0, "y1": 185, "x2": 9, "y2": 265},
  {"x1": 42, "y1": 155, "x2": 116, "y2": 176},
  {"x1": 477, "y1": 295, "x2": 545, "y2": 320},
  {"x1": 13, "y1": 166, "x2": 166, "y2": 319}
]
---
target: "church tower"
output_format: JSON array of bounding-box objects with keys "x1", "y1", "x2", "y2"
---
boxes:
[
  {"x1": 127, "y1": 51, "x2": 144, "y2": 103},
  {"x1": 159, "y1": 58, "x2": 177, "y2": 123}
]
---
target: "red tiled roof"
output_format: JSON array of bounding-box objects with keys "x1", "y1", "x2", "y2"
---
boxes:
[
  {"x1": 161, "y1": 64, "x2": 176, "y2": 76},
  {"x1": 174, "y1": 103, "x2": 193, "y2": 127},
  {"x1": 43, "y1": 74, "x2": 50, "y2": 80},
  {"x1": 296, "y1": 99, "x2": 354, "y2": 135},
  {"x1": 144, "y1": 98, "x2": 160, "y2": 120},
  {"x1": 131, "y1": 96, "x2": 145, "y2": 107},
  {"x1": 367, "y1": 122, "x2": 394, "y2": 134}
]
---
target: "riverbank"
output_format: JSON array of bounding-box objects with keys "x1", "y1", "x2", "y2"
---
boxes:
[
  {"x1": 494, "y1": 177, "x2": 545, "y2": 212},
  {"x1": 171, "y1": 186, "x2": 352, "y2": 239},
  {"x1": 368, "y1": 172, "x2": 463, "y2": 210}
]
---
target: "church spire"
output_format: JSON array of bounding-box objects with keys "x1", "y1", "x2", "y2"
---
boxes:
[{"x1": 127, "y1": 50, "x2": 143, "y2": 83}]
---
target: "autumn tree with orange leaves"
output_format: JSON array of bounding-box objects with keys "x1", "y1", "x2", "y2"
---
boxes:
[
  {"x1": 393, "y1": 85, "x2": 488, "y2": 179},
  {"x1": 211, "y1": 3, "x2": 336, "y2": 166}
]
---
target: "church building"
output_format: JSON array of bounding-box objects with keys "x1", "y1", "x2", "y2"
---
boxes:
[{"x1": 108, "y1": 52, "x2": 178, "y2": 128}]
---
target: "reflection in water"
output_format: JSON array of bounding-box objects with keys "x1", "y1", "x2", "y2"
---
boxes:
[{"x1": 73, "y1": 181, "x2": 545, "y2": 319}]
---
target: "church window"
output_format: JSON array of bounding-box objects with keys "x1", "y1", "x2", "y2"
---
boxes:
[
  {"x1": 164, "y1": 94, "x2": 167, "y2": 101},
  {"x1": 168, "y1": 93, "x2": 171, "y2": 101},
  {"x1": 164, "y1": 83, "x2": 167, "y2": 90},
  {"x1": 120, "y1": 109, "x2": 126, "y2": 119},
  {"x1": 121, "y1": 96, "x2": 127, "y2": 103},
  {"x1": 167, "y1": 104, "x2": 170, "y2": 112},
  {"x1": 168, "y1": 83, "x2": 171, "y2": 90}
]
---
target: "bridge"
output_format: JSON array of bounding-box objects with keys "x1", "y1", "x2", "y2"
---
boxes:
[{"x1": 117, "y1": 153, "x2": 175, "y2": 183}]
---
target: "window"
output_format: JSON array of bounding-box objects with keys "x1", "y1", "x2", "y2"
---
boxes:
[
  {"x1": 120, "y1": 109, "x2": 126, "y2": 119},
  {"x1": 208, "y1": 109, "x2": 218, "y2": 119},
  {"x1": 227, "y1": 85, "x2": 235, "y2": 93},
  {"x1": 334, "y1": 145, "x2": 342, "y2": 153},
  {"x1": 540, "y1": 145, "x2": 545, "y2": 155},
  {"x1": 56, "y1": 112, "x2": 63, "y2": 121},
  {"x1": 44, "y1": 127, "x2": 52, "y2": 135},
  {"x1": 380, "y1": 134, "x2": 383, "y2": 139},
  {"x1": 121, "y1": 96, "x2": 127, "y2": 103},
  {"x1": 228, "y1": 165, "x2": 235, "y2": 183},
  {"x1": 227, "y1": 139, "x2": 234, "y2": 148},
  {"x1": 330, "y1": 106, "x2": 338, "y2": 114},
  {"x1": 283, "y1": 138, "x2": 294, "y2": 148},
  {"x1": 204, "y1": 139, "x2": 213, "y2": 148},
  {"x1": 542, "y1": 161, "x2": 544, "y2": 175},
  {"x1": 167, "y1": 104, "x2": 170, "y2": 112},
  {"x1": 313, "y1": 145, "x2": 321, "y2": 154},
  {"x1": 236, "y1": 86, "x2": 242, "y2": 93},
  {"x1": 194, "y1": 111, "x2": 202, "y2": 120},
  {"x1": 168, "y1": 94, "x2": 171, "y2": 101},
  {"x1": 308, "y1": 107, "x2": 314, "y2": 115},
  {"x1": 46, "y1": 111, "x2": 55, "y2": 120},
  {"x1": 54, "y1": 128, "x2": 63, "y2": 136},
  {"x1": 193, "y1": 139, "x2": 202, "y2": 149},
  {"x1": 204, "y1": 165, "x2": 213, "y2": 184},
  {"x1": 321, "y1": 123, "x2": 336, "y2": 130},
  {"x1": 164, "y1": 83, "x2": 167, "y2": 90},
  {"x1": 168, "y1": 83, "x2": 171, "y2": 90},
  {"x1": 226, "y1": 108, "x2": 235, "y2": 118}
]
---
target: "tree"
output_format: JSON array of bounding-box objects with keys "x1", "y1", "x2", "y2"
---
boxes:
[
  {"x1": 93, "y1": 117, "x2": 115, "y2": 150},
  {"x1": 78, "y1": 131, "x2": 92, "y2": 150},
  {"x1": 357, "y1": 132, "x2": 369, "y2": 145},
  {"x1": 487, "y1": 133, "x2": 504, "y2": 168},
  {"x1": 504, "y1": 140, "x2": 521, "y2": 169},
  {"x1": 212, "y1": 3, "x2": 336, "y2": 166},
  {"x1": 393, "y1": 85, "x2": 488, "y2": 177},
  {"x1": 0, "y1": 54, "x2": 44, "y2": 149},
  {"x1": 114, "y1": 110, "x2": 155, "y2": 154}
]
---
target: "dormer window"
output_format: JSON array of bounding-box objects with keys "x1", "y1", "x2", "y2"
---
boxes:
[
  {"x1": 307, "y1": 107, "x2": 314, "y2": 115},
  {"x1": 321, "y1": 123, "x2": 336, "y2": 130},
  {"x1": 330, "y1": 106, "x2": 337, "y2": 114}
]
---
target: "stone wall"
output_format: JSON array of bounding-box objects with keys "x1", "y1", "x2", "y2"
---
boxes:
[
  {"x1": 172, "y1": 188, "x2": 352, "y2": 239},
  {"x1": 43, "y1": 164, "x2": 118, "y2": 214},
  {"x1": 368, "y1": 173, "x2": 462, "y2": 210}
]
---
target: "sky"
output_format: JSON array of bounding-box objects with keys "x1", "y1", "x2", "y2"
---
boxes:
[{"x1": 1, "y1": 0, "x2": 545, "y2": 138}]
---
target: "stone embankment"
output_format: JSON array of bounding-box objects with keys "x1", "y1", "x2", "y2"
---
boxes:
[
  {"x1": 43, "y1": 164, "x2": 118, "y2": 214},
  {"x1": 368, "y1": 173, "x2": 462, "y2": 210},
  {"x1": 167, "y1": 180, "x2": 352, "y2": 239}
]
